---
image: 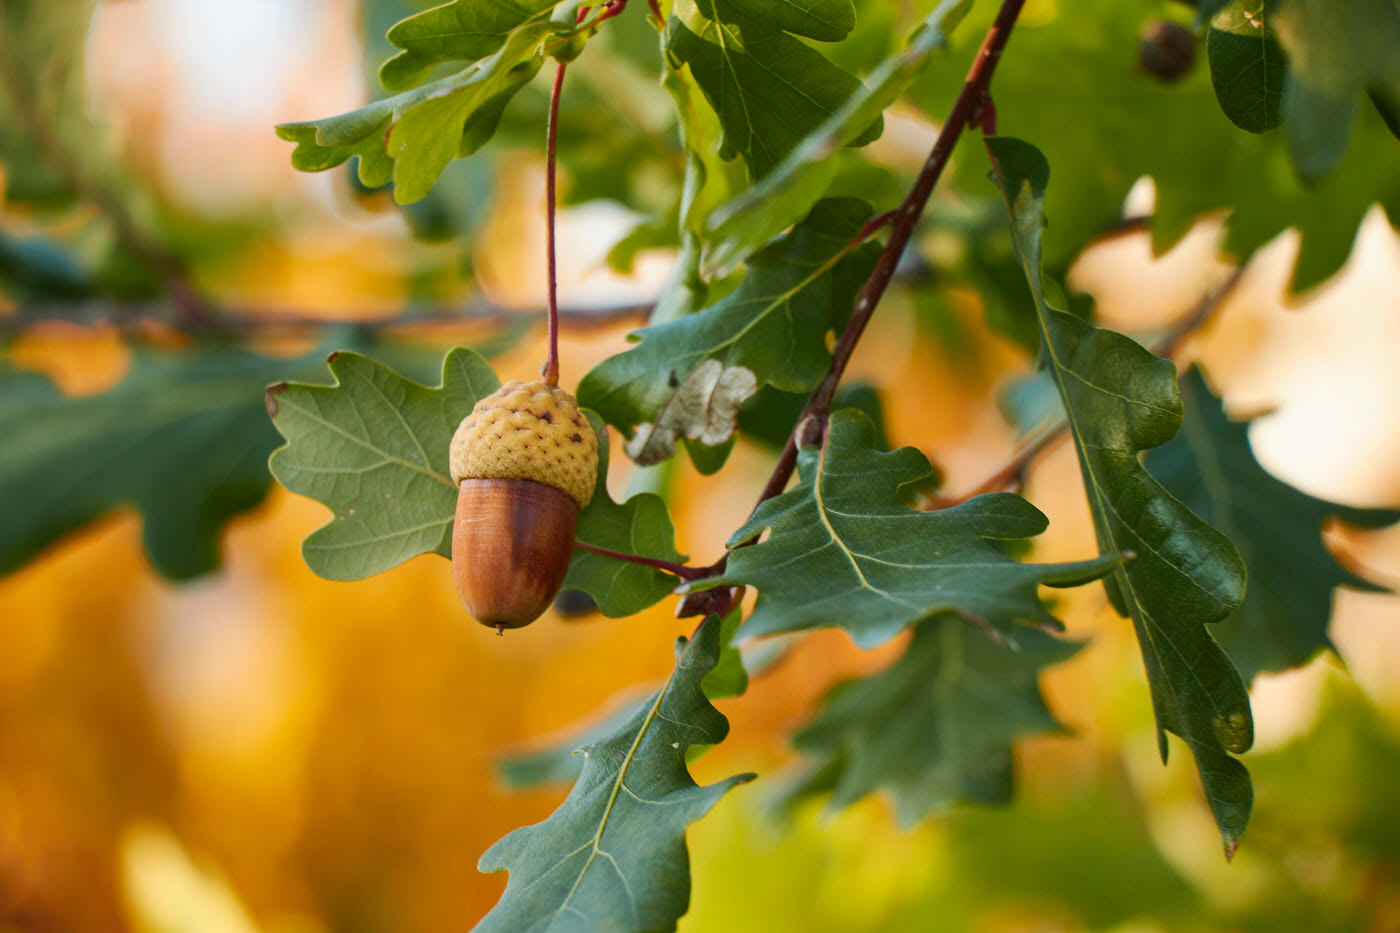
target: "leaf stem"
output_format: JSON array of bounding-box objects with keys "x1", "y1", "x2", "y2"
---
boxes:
[
  {"x1": 574, "y1": 541, "x2": 706, "y2": 581},
  {"x1": 542, "y1": 0, "x2": 629, "y2": 386},
  {"x1": 543, "y1": 62, "x2": 567, "y2": 387}
]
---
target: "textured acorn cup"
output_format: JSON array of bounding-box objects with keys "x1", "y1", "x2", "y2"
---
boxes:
[{"x1": 449, "y1": 381, "x2": 598, "y2": 630}]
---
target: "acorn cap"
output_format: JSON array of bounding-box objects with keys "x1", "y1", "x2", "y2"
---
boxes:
[{"x1": 449, "y1": 381, "x2": 598, "y2": 508}]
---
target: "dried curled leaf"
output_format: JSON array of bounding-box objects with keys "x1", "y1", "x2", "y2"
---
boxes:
[{"x1": 626, "y1": 359, "x2": 758, "y2": 465}]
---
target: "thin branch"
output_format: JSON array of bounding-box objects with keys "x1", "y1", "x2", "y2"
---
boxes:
[
  {"x1": 749, "y1": 0, "x2": 1029, "y2": 514},
  {"x1": 542, "y1": 0, "x2": 628, "y2": 386},
  {"x1": 675, "y1": 0, "x2": 1030, "y2": 612},
  {"x1": 0, "y1": 297, "x2": 653, "y2": 336},
  {"x1": 574, "y1": 541, "x2": 706, "y2": 581},
  {"x1": 543, "y1": 60, "x2": 567, "y2": 386}
]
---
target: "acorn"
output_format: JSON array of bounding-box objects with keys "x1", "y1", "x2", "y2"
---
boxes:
[{"x1": 448, "y1": 380, "x2": 598, "y2": 633}]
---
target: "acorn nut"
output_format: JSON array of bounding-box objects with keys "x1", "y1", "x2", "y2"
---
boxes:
[{"x1": 448, "y1": 381, "x2": 598, "y2": 632}]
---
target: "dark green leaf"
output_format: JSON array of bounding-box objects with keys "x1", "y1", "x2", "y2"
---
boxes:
[
  {"x1": 700, "y1": 409, "x2": 1121, "y2": 649},
  {"x1": 986, "y1": 135, "x2": 1253, "y2": 853},
  {"x1": 782, "y1": 617, "x2": 1078, "y2": 825},
  {"x1": 477, "y1": 614, "x2": 753, "y2": 933},
  {"x1": 663, "y1": 0, "x2": 880, "y2": 181},
  {"x1": 1145, "y1": 368, "x2": 1399, "y2": 682},
  {"x1": 1271, "y1": 0, "x2": 1400, "y2": 177},
  {"x1": 565, "y1": 412, "x2": 688, "y2": 618},
  {"x1": 266, "y1": 347, "x2": 499, "y2": 580},
  {"x1": 578, "y1": 199, "x2": 879, "y2": 448},
  {"x1": 1207, "y1": 0, "x2": 1286, "y2": 133},
  {"x1": 0, "y1": 348, "x2": 289, "y2": 580}
]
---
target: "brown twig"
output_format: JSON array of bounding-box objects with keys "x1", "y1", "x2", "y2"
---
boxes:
[
  {"x1": 0, "y1": 297, "x2": 653, "y2": 336},
  {"x1": 670, "y1": 0, "x2": 1031, "y2": 612},
  {"x1": 744, "y1": 0, "x2": 1029, "y2": 519}
]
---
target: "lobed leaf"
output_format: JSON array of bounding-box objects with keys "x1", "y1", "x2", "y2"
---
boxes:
[
  {"x1": 578, "y1": 198, "x2": 879, "y2": 450},
  {"x1": 476, "y1": 614, "x2": 753, "y2": 933},
  {"x1": 780, "y1": 617, "x2": 1079, "y2": 826},
  {"x1": 700, "y1": 409, "x2": 1121, "y2": 649},
  {"x1": 266, "y1": 347, "x2": 500, "y2": 580},
  {"x1": 276, "y1": 0, "x2": 613, "y2": 203},
  {"x1": 565, "y1": 413, "x2": 688, "y2": 618},
  {"x1": 0, "y1": 349, "x2": 292, "y2": 580},
  {"x1": 1145, "y1": 368, "x2": 1399, "y2": 683},
  {"x1": 986, "y1": 135, "x2": 1253, "y2": 853}
]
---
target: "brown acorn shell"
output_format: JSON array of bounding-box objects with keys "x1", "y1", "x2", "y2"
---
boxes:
[{"x1": 451, "y1": 478, "x2": 577, "y2": 629}]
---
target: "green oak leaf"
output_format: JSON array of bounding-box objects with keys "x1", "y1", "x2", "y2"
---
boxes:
[
  {"x1": 702, "y1": 0, "x2": 971, "y2": 273},
  {"x1": 277, "y1": 10, "x2": 598, "y2": 203},
  {"x1": 780, "y1": 616, "x2": 1079, "y2": 825},
  {"x1": 698, "y1": 409, "x2": 1121, "y2": 649},
  {"x1": 578, "y1": 198, "x2": 879, "y2": 445},
  {"x1": 1207, "y1": 0, "x2": 1286, "y2": 133},
  {"x1": 477, "y1": 613, "x2": 753, "y2": 933},
  {"x1": 911, "y1": 0, "x2": 1400, "y2": 291},
  {"x1": 663, "y1": 0, "x2": 881, "y2": 181},
  {"x1": 0, "y1": 347, "x2": 322, "y2": 581},
  {"x1": 987, "y1": 135, "x2": 1253, "y2": 853},
  {"x1": 564, "y1": 412, "x2": 688, "y2": 618},
  {"x1": 0, "y1": 332, "x2": 522, "y2": 583},
  {"x1": 379, "y1": 0, "x2": 572, "y2": 91},
  {"x1": 266, "y1": 347, "x2": 500, "y2": 580},
  {"x1": 1145, "y1": 368, "x2": 1399, "y2": 683}
]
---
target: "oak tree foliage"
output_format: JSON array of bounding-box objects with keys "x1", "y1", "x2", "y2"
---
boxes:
[{"x1": 2, "y1": 0, "x2": 1397, "y2": 929}]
